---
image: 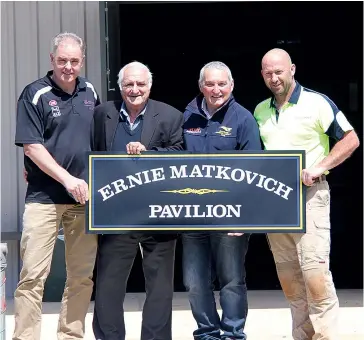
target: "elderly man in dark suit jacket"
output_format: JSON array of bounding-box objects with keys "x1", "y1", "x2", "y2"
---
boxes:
[{"x1": 91, "y1": 61, "x2": 184, "y2": 340}]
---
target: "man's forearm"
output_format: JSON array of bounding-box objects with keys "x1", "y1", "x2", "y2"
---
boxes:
[
  {"x1": 24, "y1": 143, "x2": 71, "y2": 185},
  {"x1": 317, "y1": 130, "x2": 360, "y2": 172}
]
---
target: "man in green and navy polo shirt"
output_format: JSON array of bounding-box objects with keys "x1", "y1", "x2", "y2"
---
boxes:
[{"x1": 254, "y1": 48, "x2": 359, "y2": 340}]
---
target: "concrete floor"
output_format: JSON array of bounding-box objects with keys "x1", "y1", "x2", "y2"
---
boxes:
[{"x1": 5, "y1": 290, "x2": 364, "y2": 339}]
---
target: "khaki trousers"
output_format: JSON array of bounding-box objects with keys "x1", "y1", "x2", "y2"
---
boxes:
[
  {"x1": 267, "y1": 180, "x2": 339, "y2": 340},
  {"x1": 13, "y1": 203, "x2": 98, "y2": 340}
]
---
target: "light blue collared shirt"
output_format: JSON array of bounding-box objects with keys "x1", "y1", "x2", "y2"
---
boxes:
[{"x1": 120, "y1": 102, "x2": 147, "y2": 130}]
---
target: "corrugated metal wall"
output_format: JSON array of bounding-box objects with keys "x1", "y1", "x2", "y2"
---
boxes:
[{"x1": 1, "y1": 1, "x2": 104, "y2": 297}]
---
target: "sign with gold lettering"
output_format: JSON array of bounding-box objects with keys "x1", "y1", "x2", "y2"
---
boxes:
[{"x1": 86, "y1": 151, "x2": 306, "y2": 233}]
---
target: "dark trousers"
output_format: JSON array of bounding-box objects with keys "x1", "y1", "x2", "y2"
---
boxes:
[
  {"x1": 92, "y1": 234, "x2": 176, "y2": 340},
  {"x1": 182, "y1": 233, "x2": 250, "y2": 340}
]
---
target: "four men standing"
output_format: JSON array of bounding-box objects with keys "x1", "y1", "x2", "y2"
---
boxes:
[{"x1": 13, "y1": 30, "x2": 359, "y2": 340}]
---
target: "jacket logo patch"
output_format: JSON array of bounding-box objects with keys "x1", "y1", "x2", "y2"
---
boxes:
[
  {"x1": 186, "y1": 128, "x2": 201, "y2": 134},
  {"x1": 216, "y1": 126, "x2": 232, "y2": 136},
  {"x1": 49, "y1": 100, "x2": 57, "y2": 106}
]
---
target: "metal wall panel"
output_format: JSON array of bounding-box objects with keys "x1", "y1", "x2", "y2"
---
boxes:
[
  {"x1": 1, "y1": 2, "x2": 20, "y2": 234},
  {"x1": 0, "y1": 1, "x2": 103, "y2": 297},
  {"x1": 14, "y1": 1, "x2": 39, "y2": 230},
  {"x1": 85, "y1": 2, "x2": 103, "y2": 91}
]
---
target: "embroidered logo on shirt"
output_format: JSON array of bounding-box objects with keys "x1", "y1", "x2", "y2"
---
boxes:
[
  {"x1": 216, "y1": 126, "x2": 232, "y2": 137},
  {"x1": 185, "y1": 128, "x2": 201, "y2": 134},
  {"x1": 51, "y1": 106, "x2": 61, "y2": 117},
  {"x1": 48, "y1": 100, "x2": 61, "y2": 117},
  {"x1": 84, "y1": 100, "x2": 95, "y2": 111}
]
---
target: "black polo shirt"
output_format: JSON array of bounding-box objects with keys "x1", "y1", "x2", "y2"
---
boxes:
[{"x1": 15, "y1": 71, "x2": 101, "y2": 204}]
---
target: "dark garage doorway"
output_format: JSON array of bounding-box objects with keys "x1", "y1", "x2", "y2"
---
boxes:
[{"x1": 103, "y1": 1, "x2": 363, "y2": 292}]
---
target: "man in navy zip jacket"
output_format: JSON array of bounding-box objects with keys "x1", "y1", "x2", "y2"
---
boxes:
[{"x1": 182, "y1": 61, "x2": 261, "y2": 340}]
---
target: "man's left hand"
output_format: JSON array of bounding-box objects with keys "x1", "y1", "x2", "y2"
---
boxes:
[
  {"x1": 301, "y1": 166, "x2": 325, "y2": 186},
  {"x1": 126, "y1": 142, "x2": 146, "y2": 155}
]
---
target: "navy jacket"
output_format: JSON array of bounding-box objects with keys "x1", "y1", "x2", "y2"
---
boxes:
[{"x1": 183, "y1": 94, "x2": 262, "y2": 152}]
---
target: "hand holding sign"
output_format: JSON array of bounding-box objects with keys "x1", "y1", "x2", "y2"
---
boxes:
[
  {"x1": 301, "y1": 166, "x2": 325, "y2": 186},
  {"x1": 63, "y1": 175, "x2": 89, "y2": 204},
  {"x1": 126, "y1": 142, "x2": 146, "y2": 155}
]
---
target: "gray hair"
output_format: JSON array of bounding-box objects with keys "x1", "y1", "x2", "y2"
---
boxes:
[
  {"x1": 198, "y1": 61, "x2": 234, "y2": 86},
  {"x1": 117, "y1": 61, "x2": 153, "y2": 90},
  {"x1": 51, "y1": 32, "x2": 86, "y2": 56}
]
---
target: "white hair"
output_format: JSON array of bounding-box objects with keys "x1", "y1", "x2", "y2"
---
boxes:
[
  {"x1": 51, "y1": 32, "x2": 85, "y2": 56},
  {"x1": 117, "y1": 61, "x2": 153, "y2": 90},
  {"x1": 198, "y1": 61, "x2": 234, "y2": 86}
]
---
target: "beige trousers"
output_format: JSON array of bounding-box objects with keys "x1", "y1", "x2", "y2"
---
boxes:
[
  {"x1": 13, "y1": 203, "x2": 98, "y2": 340},
  {"x1": 267, "y1": 180, "x2": 339, "y2": 340}
]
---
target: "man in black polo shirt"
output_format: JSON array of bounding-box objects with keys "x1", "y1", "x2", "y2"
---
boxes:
[{"x1": 14, "y1": 32, "x2": 100, "y2": 340}]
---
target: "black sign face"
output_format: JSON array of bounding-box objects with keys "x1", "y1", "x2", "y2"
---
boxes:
[{"x1": 86, "y1": 151, "x2": 306, "y2": 233}]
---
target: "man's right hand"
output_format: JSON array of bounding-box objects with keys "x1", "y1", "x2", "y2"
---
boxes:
[{"x1": 62, "y1": 176, "x2": 89, "y2": 204}]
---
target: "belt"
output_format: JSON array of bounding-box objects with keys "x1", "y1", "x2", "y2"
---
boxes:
[{"x1": 313, "y1": 174, "x2": 326, "y2": 183}]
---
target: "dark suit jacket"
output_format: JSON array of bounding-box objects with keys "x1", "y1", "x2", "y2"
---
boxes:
[
  {"x1": 91, "y1": 99, "x2": 184, "y2": 241},
  {"x1": 91, "y1": 99, "x2": 184, "y2": 152}
]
